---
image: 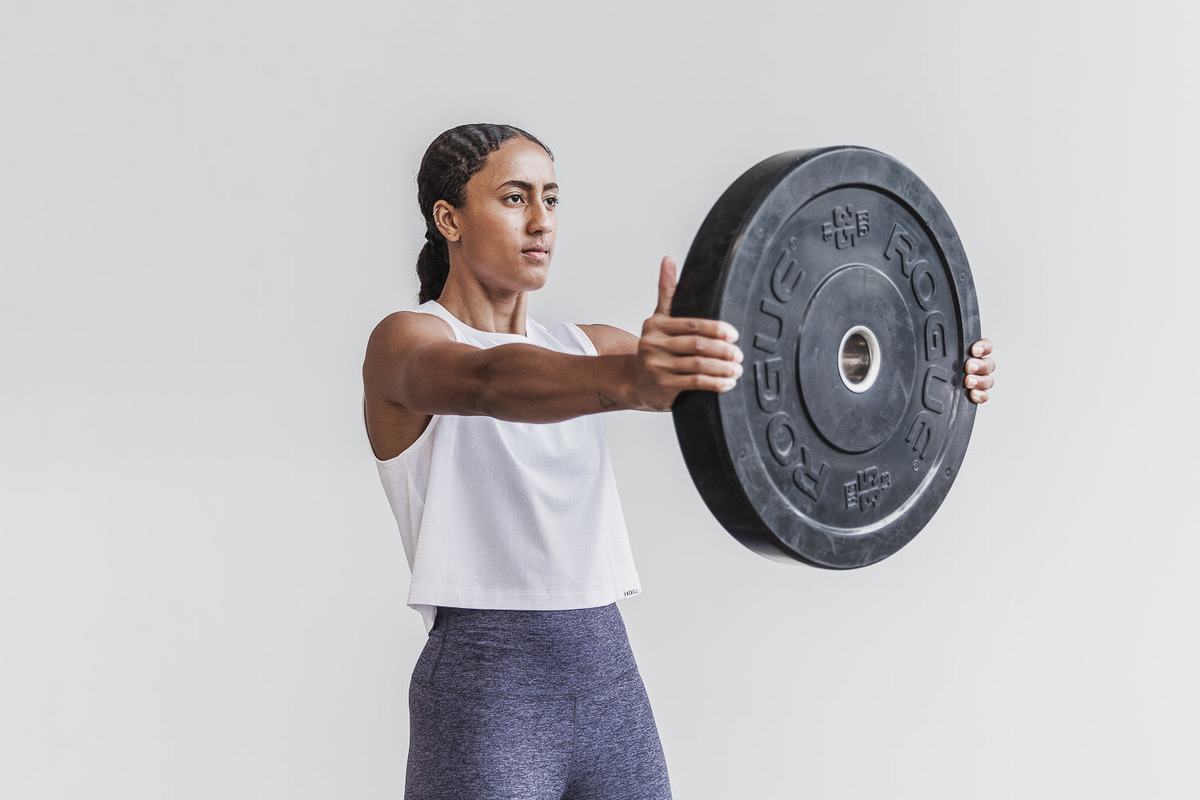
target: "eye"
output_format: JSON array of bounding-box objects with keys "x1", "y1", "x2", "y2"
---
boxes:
[
  {"x1": 505, "y1": 193, "x2": 525, "y2": 204},
  {"x1": 545, "y1": 196, "x2": 560, "y2": 208}
]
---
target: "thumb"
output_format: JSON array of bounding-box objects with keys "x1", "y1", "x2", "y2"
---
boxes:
[{"x1": 655, "y1": 255, "x2": 678, "y2": 316}]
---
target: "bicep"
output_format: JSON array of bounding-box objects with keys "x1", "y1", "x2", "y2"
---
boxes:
[
  {"x1": 363, "y1": 312, "x2": 489, "y2": 416},
  {"x1": 577, "y1": 323, "x2": 638, "y2": 357}
]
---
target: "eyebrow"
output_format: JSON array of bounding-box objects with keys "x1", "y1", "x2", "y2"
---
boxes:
[{"x1": 496, "y1": 180, "x2": 559, "y2": 192}]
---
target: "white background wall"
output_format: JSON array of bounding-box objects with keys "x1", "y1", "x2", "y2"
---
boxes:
[{"x1": 3, "y1": 1, "x2": 1197, "y2": 797}]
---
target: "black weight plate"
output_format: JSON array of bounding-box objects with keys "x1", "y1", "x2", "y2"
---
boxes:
[{"x1": 670, "y1": 146, "x2": 980, "y2": 568}]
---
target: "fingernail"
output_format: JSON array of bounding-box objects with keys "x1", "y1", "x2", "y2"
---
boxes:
[
  {"x1": 966, "y1": 376, "x2": 977, "y2": 388},
  {"x1": 726, "y1": 325, "x2": 739, "y2": 342},
  {"x1": 734, "y1": 364, "x2": 744, "y2": 377},
  {"x1": 734, "y1": 348, "x2": 743, "y2": 363},
  {"x1": 966, "y1": 361, "x2": 978, "y2": 373}
]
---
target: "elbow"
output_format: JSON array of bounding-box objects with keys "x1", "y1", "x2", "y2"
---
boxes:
[
  {"x1": 472, "y1": 345, "x2": 528, "y2": 420},
  {"x1": 470, "y1": 343, "x2": 537, "y2": 420},
  {"x1": 470, "y1": 353, "x2": 496, "y2": 417}
]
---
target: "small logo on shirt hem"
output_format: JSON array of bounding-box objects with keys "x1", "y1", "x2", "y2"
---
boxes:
[{"x1": 623, "y1": 587, "x2": 641, "y2": 598}]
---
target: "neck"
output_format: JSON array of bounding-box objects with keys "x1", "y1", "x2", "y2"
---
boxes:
[{"x1": 435, "y1": 276, "x2": 528, "y2": 336}]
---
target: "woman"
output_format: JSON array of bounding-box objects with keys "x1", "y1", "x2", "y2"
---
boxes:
[{"x1": 361, "y1": 123, "x2": 995, "y2": 799}]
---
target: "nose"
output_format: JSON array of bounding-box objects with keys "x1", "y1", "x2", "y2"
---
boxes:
[{"x1": 528, "y1": 199, "x2": 554, "y2": 236}]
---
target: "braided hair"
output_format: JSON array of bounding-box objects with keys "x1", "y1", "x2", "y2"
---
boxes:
[{"x1": 415, "y1": 123, "x2": 555, "y2": 304}]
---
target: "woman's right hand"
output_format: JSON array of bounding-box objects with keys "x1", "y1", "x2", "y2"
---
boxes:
[{"x1": 632, "y1": 256, "x2": 745, "y2": 412}]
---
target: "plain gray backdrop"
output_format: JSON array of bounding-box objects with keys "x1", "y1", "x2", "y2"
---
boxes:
[{"x1": 3, "y1": 1, "x2": 1197, "y2": 798}]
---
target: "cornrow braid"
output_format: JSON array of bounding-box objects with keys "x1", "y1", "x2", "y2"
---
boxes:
[{"x1": 415, "y1": 123, "x2": 555, "y2": 304}]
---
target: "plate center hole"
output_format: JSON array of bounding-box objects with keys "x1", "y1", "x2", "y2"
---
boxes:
[{"x1": 838, "y1": 326, "x2": 880, "y2": 393}]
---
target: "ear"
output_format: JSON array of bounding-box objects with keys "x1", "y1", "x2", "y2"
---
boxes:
[{"x1": 432, "y1": 199, "x2": 461, "y2": 243}]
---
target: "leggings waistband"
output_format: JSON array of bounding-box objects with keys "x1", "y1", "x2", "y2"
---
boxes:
[{"x1": 416, "y1": 603, "x2": 638, "y2": 697}]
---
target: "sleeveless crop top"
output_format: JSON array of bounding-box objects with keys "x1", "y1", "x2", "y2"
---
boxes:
[{"x1": 365, "y1": 299, "x2": 644, "y2": 634}]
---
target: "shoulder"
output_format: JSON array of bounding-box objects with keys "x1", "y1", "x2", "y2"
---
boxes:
[
  {"x1": 367, "y1": 309, "x2": 456, "y2": 356},
  {"x1": 575, "y1": 323, "x2": 638, "y2": 357}
]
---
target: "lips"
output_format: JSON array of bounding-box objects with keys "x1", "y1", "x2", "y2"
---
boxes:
[{"x1": 522, "y1": 246, "x2": 548, "y2": 254}]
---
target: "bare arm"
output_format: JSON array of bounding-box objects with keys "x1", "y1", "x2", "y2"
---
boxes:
[
  {"x1": 477, "y1": 346, "x2": 643, "y2": 422},
  {"x1": 480, "y1": 304, "x2": 742, "y2": 420},
  {"x1": 362, "y1": 311, "x2": 643, "y2": 424},
  {"x1": 363, "y1": 257, "x2": 743, "y2": 425},
  {"x1": 577, "y1": 323, "x2": 639, "y2": 357}
]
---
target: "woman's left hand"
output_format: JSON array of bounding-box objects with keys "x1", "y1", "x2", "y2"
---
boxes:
[{"x1": 965, "y1": 339, "x2": 995, "y2": 404}]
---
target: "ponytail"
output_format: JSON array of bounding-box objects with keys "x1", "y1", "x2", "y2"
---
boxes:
[{"x1": 416, "y1": 231, "x2": 450, "y2": 304}]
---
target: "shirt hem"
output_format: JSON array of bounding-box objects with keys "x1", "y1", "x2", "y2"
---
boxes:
[{"x1": 407, "y1": 579, "x2": 644, "y2": 611}]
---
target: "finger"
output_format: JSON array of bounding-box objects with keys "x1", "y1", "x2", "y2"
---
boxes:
[
  {"x1": 654, "y1": 315, "x2": 738, "y2": 342},
  {"x1": 969, "y1": 388, "x2": 989, "y2": 404},
  {"x1": 965, "y1": 356, "x2": 996, "y2": 375},
  {"x1": 971, "y1": 339, "x2": 993, "y2": 358},
  {"x1": 659, "y1": 354, "x2": 744, "y2": 379},
  {"x1": 655, "y1": 256, "x2": 678, "y2": 317},
  {"x1": 964, "y1": 373, "x2": 993, "y2": 391},
  {"x1": 659, "y1": 372, "x2": 740, "y2": 394},
  {"x1": 655, "y1": 334, "x2": 743, "y2": 362}
]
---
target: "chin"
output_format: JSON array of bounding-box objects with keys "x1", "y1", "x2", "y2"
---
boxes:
[{"x1": 523, "y1": 268, "x2": 550, "y2": 291}]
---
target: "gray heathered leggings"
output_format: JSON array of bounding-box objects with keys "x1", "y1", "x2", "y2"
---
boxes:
[{"x1": 405, "y1": 602, "x2": 673, "y2": 799}]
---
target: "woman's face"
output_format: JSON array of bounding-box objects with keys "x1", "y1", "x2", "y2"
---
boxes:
[{"x1": 437, "y1": 137, "x2": 559, "y2": 293}]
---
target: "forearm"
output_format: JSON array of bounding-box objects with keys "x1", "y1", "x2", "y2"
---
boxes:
[{"x1": 476, "y1": 344, "x2": 644, "y2": 422}]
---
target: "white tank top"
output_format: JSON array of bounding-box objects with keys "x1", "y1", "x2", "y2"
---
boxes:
[{"x1": 365, "y1": 299, "x2": 644, "y2": 634}]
